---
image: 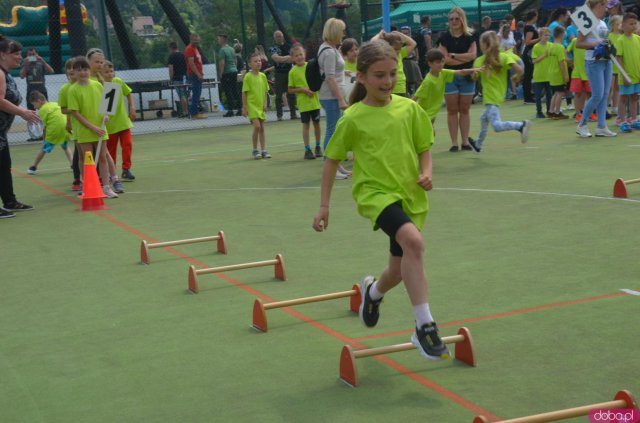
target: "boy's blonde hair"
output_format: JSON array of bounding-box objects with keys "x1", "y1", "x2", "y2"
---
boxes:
[
  {"x1": 102, "y1": 60, "x2": 114, "y2": 70},
  {"x1": 290, "y1": 43, "x2": 305, "y2": 54},
  {"x1": 64, "y1": 57, "x2": 76, "y2": 71},
  {"x1": 323, "y1": 18, "x2": 346, "y2": 45},
  {"x1": 538, "y1": 27, "x2": 551, "y2": 37},
  {"x1": 349, "y1": 41, "x2": 397, "y2": 105},
  {"x1": 609, "y1": 14, "x2": 623, "y2": 31}
]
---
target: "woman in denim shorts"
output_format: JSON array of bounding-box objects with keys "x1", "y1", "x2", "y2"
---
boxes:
[{"x1": 438, "y1": 7, "x2": 477, "y2": 152}]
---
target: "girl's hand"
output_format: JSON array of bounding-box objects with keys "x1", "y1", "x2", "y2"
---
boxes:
[
  {"x1": 20, "y1": 109, "x2": 40, "y2": 124},
  {"x1": 417, "y1": 173, "x2": 433, "y2": 191},
  {"x1": 92, "y1": 125, "x2": 106, "y2": 137},
  {"x1": 242, "y1": 107, "x2": 248, "y2": 117},
  {"x1": 339, "y1": 99, "x2": 349, "y2": 110},
  {"x1": 312, "y1": 207, "x2": 329, "y2": 232},
  {"x1": 305, "y1": 89, "x2": 314, "y2": 97},
  {"x1": 129, "y1": 110, "x2": 137, "y2": 121}
]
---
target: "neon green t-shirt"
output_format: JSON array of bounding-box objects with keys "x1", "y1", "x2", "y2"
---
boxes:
[
  {"x1": 344, "y1": 60, "x2": 357, "y2": 73},
  {"x1": 105, "y1": 77, "x2": 133, "y2": 134},
  {"x1": 288, "y1": 64, "x2": 320, "y2": 113},
  {"x1": 38, "y1": 102, "x2": 69, "y2": 144},
  {"x1": 548, "y1": 43, "x2": 567, "y2": 86},
  {"x1": 393, "y1": 47, "x2": 409, "y2": 94},
  {"x1": 242, "y1": 71, "x2": 269, "y2": 120},
  {"x1": 532, "y1": 42, "x2": 552, "y2": 83},
  {"x1": 414, "y1": 69, "x2": 454, "y2": 119},
  {"x1": 325, "y1": 95, "x2": 433, "y2": 230},
  {"x1": 615, "y1": 34, "x2": 640, "y2": 85},
  {"x1": 57, "y1": 81, "x2": 75, "y2": 140},
  {"x1": 567, "y1": 38, "x2": 587, "y2": 81},
  {"x1": 608, "y1": 33, "x2": 621, "y2": 75},
  {"x1": 67, "y1": 79, "x2": 108, "y2": 143},
  {"x1": 474, "y1": 52, "x2": 515, "y2": 106}
]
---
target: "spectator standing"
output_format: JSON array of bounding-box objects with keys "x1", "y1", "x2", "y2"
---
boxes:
[
  {"x1": 19, "y1": 47, "x2": 53, "y2": 113},
  {"x1": 438, "y1": 7, "x2": 477, "y2": 152},
  {"x1": 186, "y1": 33, "x2": 207, "y2": 119},
  {"x1": 522, "y1": 10, "x2": 540, "y2": 104},
  {"x1": 269, "y1": 31, "x2": 297, "y2": 120},
  {"x1": 416, "y1": 16, "x2": 433, "y2": 76},
  {"x1": 235, "y1": 41, "x2": 246, "y2": 112},
  {"x1": 168, "y1": 41, "x2": 188, "y2": 118},
  {"x1": 218, "y1": 35, "x2": 240, "y2": 117}
]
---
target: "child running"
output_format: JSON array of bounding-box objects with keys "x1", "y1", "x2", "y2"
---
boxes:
[
  {"x1": 614, "y1": 13, "x2": 640, "y2": 132},
  {"x1": 101, "y1": 60, "x2": 137, "y2": 180},
  {"x1": 312, "y1": 41, "x2": 449, "y2": 361},
  {"x1": 66, "y1": 57, "x2": 116, "y2": 198},
  {"x1": 548, "y1": 26, "x2": 570, "y2": 119},
  {"x1": 413, "y1": 49, "x2": 480, "y2": 128},
  {"x1": 26, "y1": 91, "x2": 72, "y2": 174},
  {"x1": 287, "y1": 44, "x2": 322, "y2": 160},
  {"x1": 242, "y1": 52, "x2": 270, "y2": 159},
  {"x1": 58, "y1": 57, "x2": 82, "y2": 191},
  {"x1": 468, "y1": 31, "x2": 531, "y2": 153}
]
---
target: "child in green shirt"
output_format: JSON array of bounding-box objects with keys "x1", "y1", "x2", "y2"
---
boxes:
[
  {"x1": 532, "y1": 27, "x2": 553, "y2": 118},
  {"x1": 313, "y1": 41, "x2": 449, "y2": 362},
  {"x1": 288, "y1": 44, "x2": 322, "y2": 160},
  {"x1": 372, "y1": 30, "x2": 416, "y2": 96},
  {"x1": 548, "y1": 26, "x2": 570, "y2": 119},
  {"x1": 242, "y1": 52, "x2": 270, "y2": 159},
  {"x1": 467, "y1": 31, "x2": 531, "y2": 153},
  {"x1": 58, "y1": 57, "x2": 82, "y2": 191},
  {"x1": 26, "y1": 91, "x2": 72, "y2": 174}
]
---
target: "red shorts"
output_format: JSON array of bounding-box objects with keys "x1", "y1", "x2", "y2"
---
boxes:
[{"x1": 570, "y1": 79, "x2": 591, "y2": 93}]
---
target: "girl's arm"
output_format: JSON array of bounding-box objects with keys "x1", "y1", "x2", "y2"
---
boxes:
[
  {"x1": 417, "y1": 150, "x2": 433, "y2": 191},
  {"x1": 397, "y1": 31, "x2": 417, "y2": 56},
  {"x1": 312, "y1": 158, "x2": 341, "y2": 231},
  {"x1": 241, "y1": 91, "x2": 248, "y2": 117},
  {"x1": 126, "y1": 93, "x2": 136, "y2": 121},
  {"x1": 70, "y1": 110, "x2": 105, "y2": 137}
]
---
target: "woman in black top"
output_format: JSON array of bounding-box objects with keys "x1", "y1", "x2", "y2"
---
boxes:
[
  {"x1": 0, "y1": 36, "x2": 40, "y2": 219},
  {"x1": 438, "y1": 7, "x2": 477, "y2": 152},
  {"x1": 522, "y1": 10, "x2": 540, "y2": 104}
]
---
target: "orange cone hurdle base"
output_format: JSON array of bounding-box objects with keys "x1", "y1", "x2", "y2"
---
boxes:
[
  {"x1": 188, "y1": 254, "x2": 286, "y2": 293},
  {"x1": 339, "y1": 327, "x2": 476, "y2": 387},
  {"x1": 80, "y1": 197, "x2": 107, "y2": 211},
  {"x1": 613, "y1": 177, "x2": 640, "y2": 199},
  {"x1": 252, "y1": 284, "x2": 362, "y2": 332},
  {"x1": 79, "y1": 151, "x2": 106, "y2": 211},
  {"x1": 473, "y1": 390, "x2": 637, "y2": 423},
  {"x1": 140, "y1": 230, "x2": 227, "y2": 264}
]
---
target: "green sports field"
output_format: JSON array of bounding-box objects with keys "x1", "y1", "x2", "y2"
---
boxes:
[{"x1": 2, "y1": 103, "x2": 639, "y2": 422}]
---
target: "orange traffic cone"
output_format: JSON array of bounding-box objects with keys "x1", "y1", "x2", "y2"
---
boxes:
[{"x1": 79, "y1": 151, "x2": 106, "y2": 211}]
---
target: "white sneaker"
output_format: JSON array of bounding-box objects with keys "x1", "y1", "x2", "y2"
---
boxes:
[
  {"x1": 27, "y1": 166, "x2": 37, "y2": 175},
  {"x1": 576, "y1": 124, "x2": 592, "y2": 138},
  {"x1": 335, "y1": 170, "x2": 348, "y2": 180},
  {"x1": 595, "y1": 127, "x2": 617, "y2": 137},
  {"x1": 520, "y1": 120, "x2": 531, "y2": 144},
  {"x1": 102, "y1": 185, "x2": 119, "y2": 198}
]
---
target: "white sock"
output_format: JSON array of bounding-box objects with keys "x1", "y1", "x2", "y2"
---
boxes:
[
  {"x1": 413, "y1": 303, "x2": 434, "y2": 327},
  {"x1": 369, "y1": 280, "x2": 384, "y2": 301}
]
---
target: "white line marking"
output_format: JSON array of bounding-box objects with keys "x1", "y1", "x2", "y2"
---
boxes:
[
  {"x1": 435, "y1": 187, "x2": 640, "y2": 203},
  {"x1": 620, "y1": 289, "x2": 640, "y2": 296}
]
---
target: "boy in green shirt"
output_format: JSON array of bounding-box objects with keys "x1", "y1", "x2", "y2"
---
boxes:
[
  {"x1": 26, "y1": 91, "x2": 72, "y2": 174},
  {"x1": 242, "y1": 52, "x2": 270, "y2": 159},
  {"x1": 413, "y1": 49, "x2": 480, "y2": 127},
  {"x1": 614, "y1": 13, "x2": 640, "y2": 130},
  {"x1": 532, "y1": 27, "x2": 553, "y2": 118},
  {"x1": 548, "y1": 26, "x2": 570, "y2": 119},
  {"x1": 288, "y1": 44, "x2": 322, "y2": 159}
]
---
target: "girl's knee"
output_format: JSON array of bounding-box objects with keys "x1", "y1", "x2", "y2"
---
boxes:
[{"x1": 397, "y1": 227, "x2": 424, "y2": 257}]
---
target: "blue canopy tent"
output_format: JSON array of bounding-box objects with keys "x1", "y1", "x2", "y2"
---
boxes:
[
  {"x1": 541, "y1": 0, "x2": 585, "y2": 9},
  {"x1": 364, "y1": 0, "x2": 512, "y2": 38}
]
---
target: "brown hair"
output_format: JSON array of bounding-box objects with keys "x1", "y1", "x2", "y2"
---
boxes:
[
  {"x1": 0, "y1": 35, "x2": 22, "y2": 54},
  {"x1": 349, "y1": 41, "x2": 397, "y2": 105},
  {"x1": 340, "y1": 38, "x2": 359, "y2": 55},
  {"x1": 425, "y1": 48, "x2": 444, "y2": 63}
]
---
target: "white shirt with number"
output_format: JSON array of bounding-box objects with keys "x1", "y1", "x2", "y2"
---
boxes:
[{"x1": 584, "y1": 19, "x2": 608, "y2": 61}]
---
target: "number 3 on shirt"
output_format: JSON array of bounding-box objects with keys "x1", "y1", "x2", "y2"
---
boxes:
[
  {"x1": 571, "y1": 6, "x2": 597, "y2": 36},
  {"x1": 99, "y1": 82, "x2": 122, "y2": 116}
]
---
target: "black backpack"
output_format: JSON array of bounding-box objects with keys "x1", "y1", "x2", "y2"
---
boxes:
[{"x1": 305, "y1": 46, "x2": 332, "y2": 92}]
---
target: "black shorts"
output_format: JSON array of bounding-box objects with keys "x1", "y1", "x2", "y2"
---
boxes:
[
  {"x1": 375, "y1": 202, "x2": 413, "y2": 257},
  {"x1": 300, "y1": 109, "x2": 320, "y2": 124},
  {"x1": 551, "y1": 84, "x2": 566, "y2": 94}
]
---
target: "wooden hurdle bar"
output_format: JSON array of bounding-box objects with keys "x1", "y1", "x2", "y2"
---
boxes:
[
  {"x1": 252, "y1": 284, "x2": 361, "y2": 332},
  {"x1": 473, "y1": 390, "x2": 637, "y2": 423},
  {"x1": 188, "y1": 254, "x2": 286, "y2": 293},
  {"x1": 339, "y1": 327, "x2": 476, "y2": 387},
  {"x1": 140, "y1": 230, "x2": 227, "y2": 264},
  {"x1": 613, "y1": 177, "x2": 640, "y2": 199}
]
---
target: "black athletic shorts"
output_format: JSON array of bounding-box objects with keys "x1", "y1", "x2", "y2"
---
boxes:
[
  {"x1": 375, "y1": 202, "x2": 413, "y2": 257},
  {"x1": 300, "y1": 109, "x2": 320, "y2": 124}
]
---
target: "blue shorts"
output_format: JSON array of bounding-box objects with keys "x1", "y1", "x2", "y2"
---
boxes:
[
  {"x1": 619, "y1": 83, "x2": 640, "y2": 95},
  {"x1": 444, "y1": 74, "x2": 475, "y2": 96},
  {"x1": 42, "y1": 140, "x2": 68, "y2": 154}
]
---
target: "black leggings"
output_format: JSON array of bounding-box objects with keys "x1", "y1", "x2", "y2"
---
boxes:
[
  {"x1": 0, "y1": 143, "x2": 16, "y2": 207},
  {"x1": 376, "y1": 202, "x2": 413, "y2": 257}
]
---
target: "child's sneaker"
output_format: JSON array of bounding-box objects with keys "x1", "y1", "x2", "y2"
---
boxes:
[
  {"x1": 519, "y1": 120, "x2": 531, "y2": 143},
  {"x1": 619, "y1": 122, "x2": 632, "y2": 133},
  {"x1": 261, "y1": 150, "x2": 271, "y2": 159},
  {"x1": 0, "y1": 208, "x2": 16, "y2": 219},
  {"x1": 314, "y1": 145, "x2": 323, "y2": 158},
  {"x1": 3, "y1": 201, "x2": 34, "y2": 212},
  {"x1": 631, "y1": 121, "x2": 640, "y2": 130},
  {"x1": 252, "y1": 150, "x2": 261, "y2": 160},
  {"x1": 467, "y1": 137, "x2": 481, "y2": 153},
  {"x1": 27, "y1": 166, "x2": 37, "y2": 175},
  {"x1": 71, "y1": 181, "x2": 82, "y2": 192},
  {"x1": 121, "y1": 169, "x2": 135, "y2": 180},
  {"x1": 112, "y1": 179, "x2": 125, "y2": 194},
  {"x1": 411, "y1": 322, "x2": 450, "y2": 361},
  {"x1": 103, "y1": 185, "x2": 119, "y2": 198},
  {"x1": 359, "y1": 275, "x2": 383, "y2": 327},
  {"x1": 304, "y1": 149, "x2": 315, "y2": 160},
  {"x1": 589, "y1": 113, "x2": 597, "y2": 122}
]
